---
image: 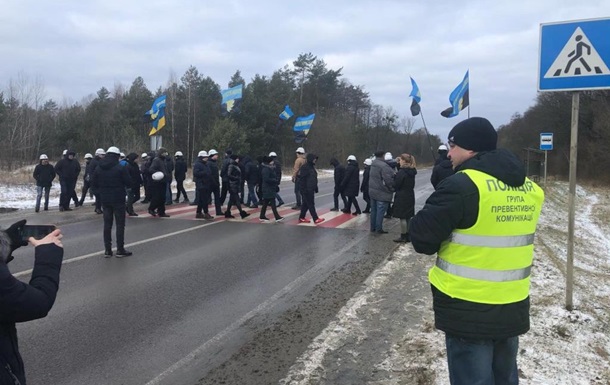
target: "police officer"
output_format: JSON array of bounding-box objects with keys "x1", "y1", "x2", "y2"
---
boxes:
[{"x1": 409, "y1": 117, "x2": 545, "y2": 385}]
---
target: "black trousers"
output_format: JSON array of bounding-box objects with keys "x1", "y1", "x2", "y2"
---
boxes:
[
  {"x1": 299, "y1": 192, "x2": 319, "y2": 220},
  {"x1": 59, "y1": 178, "x2": 77, "y2": 209},
  {"x1": 226, "y1": 191, "x2": 243, "y2": 213},
  {"x1": 259, "y1": 198, "x2": 281, "y2": 220},
  {"x1": 196, "y1": 188, "x2": 211, "y2": 214},
  {"x1": 175, "y1": 180, "x2": 188, "y2": 201},
  {"x1": 345, "y1": 196, "x2": 361, "y2": 212},
  {"x1": 209, "y1": 184, "x2": 222, "y2": 215},
  {"x1": 79, "y1": 180, "x2": 91, "y2": 204},
  {"x1": 103, "y1": 202, "x2": 126, "y2": 250},
  {"x1": 333, "y1": 187, "x2": 347, "y2": 209},
  {"x1": 220, "y1": 180, "x2": 229, "y2": 205},
  {"x1": 149, "y1": 182, "x2": 167, "y2": 215}
]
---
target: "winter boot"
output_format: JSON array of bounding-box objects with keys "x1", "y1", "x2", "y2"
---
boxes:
[
  {"x1": 240, "y1": 210, "x2": 250, "y2": 219},
  {"x1": 393, "y1": 233, "x2": 408, "y2": 243}
]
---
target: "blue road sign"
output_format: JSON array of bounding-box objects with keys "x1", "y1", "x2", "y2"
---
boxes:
[
  {"x1": 540, "y1": 133, "x2": 553, "y2": 151},
  {"x1": 539, "y1": 18, "x2": 610, "y2": 91}
]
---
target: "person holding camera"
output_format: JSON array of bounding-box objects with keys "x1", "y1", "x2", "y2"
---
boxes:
[{"x1": 0, "y1": 220, "x2": 64, "y2": 385}]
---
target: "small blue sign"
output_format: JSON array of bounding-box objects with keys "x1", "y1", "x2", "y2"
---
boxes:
[
  {"x1": 540, "y1": 133, "x2": 553, "y2": 151},
  {"x1": 539, "y1": 18, "x2": 610, "y2": 91}
]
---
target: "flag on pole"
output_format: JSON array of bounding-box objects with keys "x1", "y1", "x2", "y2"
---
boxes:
[
  {"x1": 440, "y1": 71, "x2": 469, "y2": 118},
  {"x1": 409, "y1": 77, "x2": 421, "y2": 116},
  {"x1": 279, "y1": 105, "x2": 294, "y2": 121},
  {"x1": 293, "y1": 113, "x2": 315, "y2": 143},
  {"x1": 220, "y1": 84, "x2": 243, "y2": 112},
  {"x1": 145, "y1": 95, "x2": 167, "y2": 136}
]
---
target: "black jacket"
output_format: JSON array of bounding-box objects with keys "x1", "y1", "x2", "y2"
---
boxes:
[
  {"x1": 227, "y1": 161, "x2": 242, "y2": 193},
  {"x1": 431, "y1": 153, "x2": 455, "y2": 190},
  {"x1": 340, "y1": 161, "x2": 360, "y2": 198},
  {"x1": 192, "y1": 159, "x2": 212, "y2": 190},
  {"x1": 330, "y1": 158, "x2": 345, "y2": 189},
  {"x1": 299, "y1": 154, "x2": 319, "y2": 195},
  {"x1": 33, "y1": 163, "x2": 56, "y2": 187},
  {"x1": 149, "y1": 155, "x2": 169, "y2": 183},
  {"x1": 54, "y1": 157, "x2": 80, "y2": 180},
  {"x1": 244, "y1": 159, "x2": 260, "y2": 186},
  {"x1": 360, "y1": 166, "x2": 370, "y2": 198},
  {"x1": 174, "y1": 158, "x2": 187, "y2": 182},
  {"x1": 164, "y1": 157, "x2": 174, "y2": 183},
  {"x1": 0, "y1": 243, "x2": 63, "y2": 385},
  {"x1": 392, "y1": 167, "x2": 417, "y2": 219},
  {"x1": 125, "y1": 155, "x2": 143, "y2": 191},
  {"x1": 208, "y1": 159, "x2": 220, "y2": 188},
  {"x1": 260, "y1": 163, "x2": 279, "y2": 199},
  {"x1": 91, "y1": 153, "x2": 132, "y2": 204},
  {"x1": 409, "y1": 149, "x2": 530, "y2": 339}
]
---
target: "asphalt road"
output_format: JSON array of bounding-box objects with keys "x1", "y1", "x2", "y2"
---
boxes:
[{"x1": 2, "y1": 168, "x2": 435, "y2": 385}]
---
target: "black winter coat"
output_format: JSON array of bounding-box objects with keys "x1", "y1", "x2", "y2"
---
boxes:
[
  {"x1": 330, "y1": 159, "x2": 345, "y2": 189},
  {"x1": 392, "y1": 167, "x2": 417, "y2": 219},
  {"x1": 0, "y1": 243, "x2": 63, "y2": 385},
  {"x1": 299, "y1": 154, "x2": 318, "y2": 195},
  {"x1": 125, "y1": 159, "x2": 143, "y2": 190},
  {"x1": 54, "y1": 158, "x2": 80, "y2": 180},
  {"x1": 431, "y1": 158, "x2": 455, "y2": 190},
  {"x1": 360, "y1": 166, "x2": 370, "y2": 199},
  {"x1": 193, "y1": 159, "x2": 212, "y2": 190},
  {"x1": 33, "y1": 163, "x2": 56, "y2": 187},
  {"x1": 208, "y1": 159, "x2": 220, "y2": 188},
  {"x1": 91, "y1": 154, "x2": 132, "y2": 204},
  {"x1": 245, "y1": 160, "x2": 259, "y2": 186},
  {"x1": 149, "y1": 156, "x2": 169, "y2": 183},
  {"x1": 260, "y1": 164, "x2": 279, "y2": 199},
  {"x1": 227, "y1": 161, "x2": 242, "y2": 193},
  {"x1": 340, "y1": 161, "x2": 360, "y2": 198},
  {"x1": 220, "y1": 158, "x2": 231, "y2": 182},
  {"x1": 409, "y1": 149, "x2": 531, "y2": 340},
  {"x1": 164, "y1": 158, "x2": 174, "y2": 183},
  {"x1": 174, "y1": 158, "x2": 187, "y2": 182}
]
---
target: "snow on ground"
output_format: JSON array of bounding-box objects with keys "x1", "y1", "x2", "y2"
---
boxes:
[{"x1": 281, "y1": 181, "x2": 610, "y2": 385}]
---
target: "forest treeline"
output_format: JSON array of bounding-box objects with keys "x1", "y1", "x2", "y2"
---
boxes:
[
  {"x1": 1, "y1": 51, "x2": 607, "y2": 183},
  {"x1": 0, "y1": 52, "x2": 440, "y2": 171}
]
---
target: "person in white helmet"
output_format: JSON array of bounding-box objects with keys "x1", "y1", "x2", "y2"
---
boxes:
[
  {"x1": 207, "y1": 149, "x2": 223, "y2": 215},
  {"x1": 173, "y1": 151, "x2": 189, "y2": 203},
  {"x1": 431, "y1": 144, "x2": 455, "y2": 190},
  {"x1": 193, "y1": 151, "x2": 213, "y2": 220},
  {"x1": 360, "y1": 158, "x2": 373, "y2": 213},
  {"x1": 268, "y1": 151, "x2": 284, "y2": 207},
  {"x1": 90, "y1": 148, "x2": 106, "y2": 214},
  {"x1": 33, "y1": 154, "x2": 56, "y2": 212},
  {"x1": 78, "y1": 153, "x2": 94, "y2": 207},
  {"x1": 140, "y1": 152, "x2": 153, "y2": 204},
  {"x1": 291, "y1": 147, "x2": 306, "y2": 209},
  {"x1": 341, "y1": 155, "x2": 361, "y2": 214},
  {"x1": 54, "y1": 150, "x2": 81, "y2": 211}
]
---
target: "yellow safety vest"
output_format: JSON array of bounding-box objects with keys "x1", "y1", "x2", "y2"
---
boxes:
[{"x1": 429, "y1": 169, "x2": 544, "y2": 304}]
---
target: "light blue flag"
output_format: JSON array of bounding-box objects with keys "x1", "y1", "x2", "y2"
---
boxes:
[
  {"x1": 221, "y1": 84, "x2": 243, "y2": 112},
  {"x1": 279, "y1": 105, "x2": 294, "y2": 121},
  {"x1": 409, "y1": 77, "x2": 421, "y2": 103},
  {"x1": 293, "y1": 113, "x2": 315, "y2": 134},
  {"x1": 441, "y1": 71, "x2": 470, "y2": 118},
  {"x1": 145, "y1": 95, "x2": 167, "y2": 120}
]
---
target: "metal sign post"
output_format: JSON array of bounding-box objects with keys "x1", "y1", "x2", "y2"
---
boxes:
[
  {"x1": 540, "y1": 133, "x2": 553, "y2": 189},
  {"x1": 539, "y1": 17, "x2": 610, "y2": 310}
]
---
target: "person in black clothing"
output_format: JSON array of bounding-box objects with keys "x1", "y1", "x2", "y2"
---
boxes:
[
  {"x1": 91, "y1": 146, "x2": 133, "y2": 257},
  {"x1": 78, "y1": 153, "x2": 94, "y2": 207},
  {"x1": 207, "y1": 149, "x2": 223, "y2": 215},
  {"x1": 164, "y1": 153, "x2": 175, "y2": 205},
  {"x1": 0, "y1": 219, "x2": 64, "y2": 385},
  {"x1": 341, "y1": 155, "x2": 361, "y2": 215},
  {"x1": 267, "y1": 152, "x2": 284, "y2": 207},
  {"x1": 140, "y1": 152, "x2": 152, "y2": 204},
  {"x1": 361, "y1": 158, "x2": 372, "y2": 213},
  {"x1": 329, "y1": 157, "x2": 347, "y2": 211},
  {"x1": 384, "y1": 152, "x2": 398, "y2": 218},
  {"x1": 298, "y1": 153, "x2": 325, "y2": 224},
  {"x1": 431, "y1": 144, "x2": 455, "y2": 190},
  {"x1": 258, "y1": 156, "x2": 283, "y2": 222},
  {"x1": 147, "y1": 148, "x2": 170, "y2": 218},
  {"x1": 54, "y1": 150, "x2": 81, "y2": 211},
  {"x1": 125, "y1": 153, "x2": 143, "y2": 216},
  {"x1": 225, "y1": 155, "x2": 250, "y2": 219},
  {"x1": 89, "y1": 148, "x2": 106, "y2": 214},
  {"x1": 173, "y1": 151, "x2": 189, "y2": 203},
  {"x1": 244, "y1": 156, "x2": 259, "y2": 208},
  {"x1": 237, "y1": 155, "x2": 247, "y2": 204},
  {"x1": 33, "y1": 154, "x2": 56, "y2": 212},
  {"x1": 193, "y1": 151, "x2": 214, "y2": 220},
  {"x1": 392, "y1": 153, "x2": 417, "y2": 243},
  {"x1": 219, "y1": 149, "x2": 232, "y2": 206}
]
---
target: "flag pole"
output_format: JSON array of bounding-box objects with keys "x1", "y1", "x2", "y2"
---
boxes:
[{"x1": 419, "y1": 110, "x2": 437, "y2": 162}]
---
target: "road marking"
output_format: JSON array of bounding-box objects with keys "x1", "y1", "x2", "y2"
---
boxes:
[
  {"x1": 144, "y1": 234, "x2": 369, "y2": 385},
  {"x1": 12, "y1": 220, "x2": 221, "y2": 278}
]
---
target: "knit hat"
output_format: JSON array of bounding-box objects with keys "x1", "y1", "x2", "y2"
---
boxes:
[
  {"x1": 230, "y1": 154, "x2": 238, "y2": 160},
  {"x1": 447, "y1": 117, "x2": 497, "y2": 152}
]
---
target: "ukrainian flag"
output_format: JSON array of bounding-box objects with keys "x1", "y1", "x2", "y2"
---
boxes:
[
  {"x1": 146, "y1": 95, "x2": 167, "y2": 136},
  {"x1": 441, "y1": 71, "x2": 469, "y2": 118}
]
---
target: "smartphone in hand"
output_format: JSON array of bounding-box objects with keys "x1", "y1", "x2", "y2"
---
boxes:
[{"x1": 20, "y1": 225, "x2": 57, "y2": 243}]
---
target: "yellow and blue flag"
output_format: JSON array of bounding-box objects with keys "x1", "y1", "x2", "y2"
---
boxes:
[
  {"x1": 409, "y1": 77, "x2": 421, "y2": 116},
  {"x1": 441, "y1": 71, "x2": 469, "y2": 118},
  {"x1": 221, "y1": 85, "x2": 243, "y2": 112},
  {"x1": 279, "y1": 105, "x2": 294, "y2": 121},
  {"x1": 293, "y1": 113, "x2": 315, "y2": 144},
  {"x1": 145, "y1": 95, "x2": 167, "y2": 136}
]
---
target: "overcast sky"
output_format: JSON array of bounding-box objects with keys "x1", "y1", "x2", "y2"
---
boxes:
[{"x1": 2, "y1": 0, "x2": 610, "y2": 141}]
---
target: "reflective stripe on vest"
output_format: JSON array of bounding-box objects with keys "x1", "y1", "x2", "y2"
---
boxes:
[
  {"x1": 435, "y1": 258, "x2": 532, "y2": 282},
  {"x1": 450, "y1": 233, "x2": 535, "y2": 248}
]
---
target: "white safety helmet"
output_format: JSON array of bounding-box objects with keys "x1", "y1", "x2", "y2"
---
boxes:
[
  {"x1": 106, "y1": 146, "x2": 120, "y2": 155},
  {"x1": 62, "y1": 149, "x2": 67, "y2": 156},
  {"x1": 95, "y1": 148, "x2": 106, "y2": 156},
  {"x1": 364, "y1": 158, "x2": 372, "y2": 166},
  {"x1": 152, "y1": 171, "x2": 165, "y2": 181},
  {"x1": 296, "y1": 147, "x2": 305, "y2": 154},
  {"x1": 119, "y1": 152, "x2": 126, "y2": 158},
  {"x1": 384, "y1": 152, "x2": 393, "y2": 161},
  {"x1": 39, "y1": 154, "x2": 48, "y2": 160},
  {"x1": 438, "y1": 144, "x2": 448, "y2": 151},
  {"x1": 269, "y1": 151, "x2": 277, "y2": 157},
  {"x1": 347, "y1": 155, "x2": 356, "y2": 161},
  {"x1": 208, "y1": 149, "x2": 218, "y2": 156},
  {"x1": 175, "y1": 151, "x2": 183, "y2": 157},
  {"x1": 84, "y1": 153, "x2": 93, "y2": 159},
  {"x1": 198, "y1": 150, "x2": 209, "y2": 158},
  {"x1": 141, "y1": 152, "x2": 148, "y2": 159}
]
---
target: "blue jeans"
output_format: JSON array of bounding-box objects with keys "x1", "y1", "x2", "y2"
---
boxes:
[
  {"x1": 246, "y1": 183, "x2": 258, "y2": 206},
  {"x1": 369, "y1": 199, "x2": 389, "y2": 232},
  {"x1": 445, "y1": 334, "x2": 519, "y2": 385}
]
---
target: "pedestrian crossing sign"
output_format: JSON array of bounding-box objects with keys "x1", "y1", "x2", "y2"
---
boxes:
[{"x1": 539, "y1": 18, "x2": 610, "y2": 91}]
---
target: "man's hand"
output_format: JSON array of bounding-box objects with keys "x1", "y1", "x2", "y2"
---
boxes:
[
  {"x1": 29, "y1": 229, "x2": 63, "y2": 248},
  {"x1": 5, "y1": 220, "x2": 29, "y2": 252}
]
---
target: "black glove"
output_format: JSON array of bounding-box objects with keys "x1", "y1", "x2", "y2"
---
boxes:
[{"x1": 2, "y1": 219, "x2": 28, "y2": 263}]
